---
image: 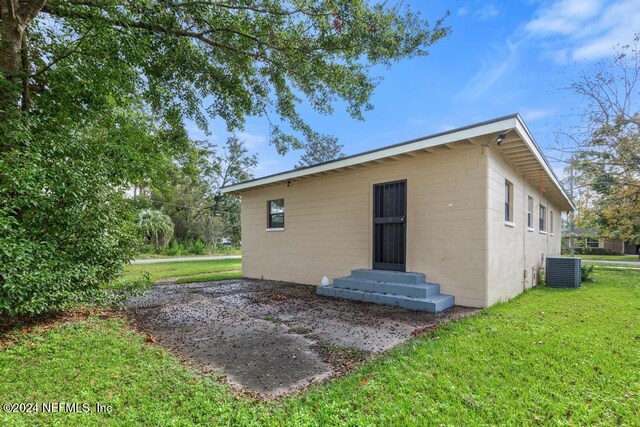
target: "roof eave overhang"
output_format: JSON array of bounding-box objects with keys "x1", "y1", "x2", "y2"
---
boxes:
[
  {"x1": 513, "y1": 115, "x2": 576, "y2": 211},
  {"x1": 221, "y1": 115, "x2": 518, "y2": 194},
  {"x1": 222, "y1": 114, "x2": 575, "y2": 212}
]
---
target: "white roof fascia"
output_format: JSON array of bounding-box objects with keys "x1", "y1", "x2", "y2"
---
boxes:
[
  {"x1": 513, "y1": 116, "x2": 575, "y2": 211},
  {"x1": 221, "y1": 116, "x2": 518, "y2": 194}
]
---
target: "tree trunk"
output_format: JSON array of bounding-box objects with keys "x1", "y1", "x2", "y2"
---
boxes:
[
  {"x1": 21, "y1": 31, "x2": 30, "y2": 112},
  {"x1": 1, "y1": 0, "x2": 46, "y2": 118},
  {"x1": 0, "y1": 4, "x2": 25, "y2": 114}
]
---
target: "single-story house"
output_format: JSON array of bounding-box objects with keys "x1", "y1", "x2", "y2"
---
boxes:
[
  {"x1": 596, "y1": 238, "x2": 638, "y2": 255},
  {"x1": 222, "y1": 114, "x2": 575, "y2": 311},
  {"x1": 563, "y1": 228, "x2": 639, "y2": 255}
]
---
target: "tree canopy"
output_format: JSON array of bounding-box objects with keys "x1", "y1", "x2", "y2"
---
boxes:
[
  {"x1": 2, "y1": 0, "x2": 450, "y2": 152},
  {"x1": 296, "y1": 134, "x2": 344, "y2": 167},
  {"x1": 568, "y1": 33, "x2": 640, "y2": 244}
]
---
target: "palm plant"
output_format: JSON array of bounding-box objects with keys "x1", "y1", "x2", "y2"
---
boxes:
[{"x1": 136, "y1": 209, "x2": 175, "y2": 247}]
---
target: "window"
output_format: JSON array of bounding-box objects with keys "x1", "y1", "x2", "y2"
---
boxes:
[
  {"x1": 539, "y1": 205, "x2": 546, "y2": 232},
  {"x1": 504, "y1": 180, "x2": 514, "y2": 222},
  {"x1": 550, "y1": 210, "x2": 554, "y2": 234},
  {"x1": 267, "y1": 199, "x2": 284, "y2": 229},
  {"x1": 586, "y1": 238, "x2": 599, "y2": 248},
  {"x1": 527, "y1": 196, "x2": 534, "y2": 229}
]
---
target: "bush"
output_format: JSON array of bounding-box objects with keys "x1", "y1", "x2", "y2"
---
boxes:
[
  {"x1": 584, "y1": 247, "x2": 613, "y2": 255},
  {"x1": 91, "y1": 273, "x2": 152, "y2": 308},
  {"x1": 135, "y1": 238, "x2": 240, "y2": 258},
  {"x1": 581, "y1": 264, "x2": 595, "y2": 282},
  {"x1": 0, "y1": 190, "x2": 137, "y2": 316},
  {"x1": 185, "y1": 240, "x2": 207, "y2": 255},
  {"x1": 164, "y1": 240, "x2": 185, "y2": 256}
]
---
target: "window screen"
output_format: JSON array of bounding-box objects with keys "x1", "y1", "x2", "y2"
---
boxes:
[{"x1": 539, "y1": 205, "x2": 546, "y2": 231}]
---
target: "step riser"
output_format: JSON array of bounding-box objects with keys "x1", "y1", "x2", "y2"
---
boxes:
[
  {"x1": 317, "y1": 287, "x2": 455, "y2": 313},
  {"x1": 350, "y1": 269, "x2": 426, "y2": 284},
  {"x1": 332, "y1": 278, "x2": 440, "y2": 298}
]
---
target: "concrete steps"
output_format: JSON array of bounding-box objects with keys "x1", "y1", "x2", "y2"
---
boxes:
[{"x1": 317, "y1": 269, "x2": 455, "y2": 313}]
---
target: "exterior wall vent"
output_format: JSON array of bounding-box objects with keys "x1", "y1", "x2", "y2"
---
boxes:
[{"x1": 545, "y1": 257, "x2": 581, "y2": 288}]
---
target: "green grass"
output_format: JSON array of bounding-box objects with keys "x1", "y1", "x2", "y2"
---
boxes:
[
  {"x1": 1, "y1": 269, "x2": 639, "y2": 425},
  {"x1": 135, "y1": 247, "x2": 242, "y2": 259},
  {"x1": 174, "y1": 271, "x2": 242, "y2": 284},
  {"x1": 124, "y1": 259, "x2": 241, "y2": 282},
  {"x1": 577, "y1": 254, "x2": 639, "y2": 261}
]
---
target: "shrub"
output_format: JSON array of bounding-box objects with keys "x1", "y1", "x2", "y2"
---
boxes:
[
  {"x1": 583, "y1": 247, "x2": 612, "y2": 256},
  {"x1": 186, "y1": 240, "x2": 207, "y2": 255},
  {"x1": 581, "y1": 264, "x2": 595, "y2": 282},
  {"x1": 91, "y1": 273, "x2": 152, "y2": 308},
  {"x1": 164, "y1": 240, "x2": 185, "y2": 256}
]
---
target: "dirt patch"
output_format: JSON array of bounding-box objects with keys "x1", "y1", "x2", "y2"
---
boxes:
[{"x1": 126, "y1": 279, "x2": 477, "y2": 396}]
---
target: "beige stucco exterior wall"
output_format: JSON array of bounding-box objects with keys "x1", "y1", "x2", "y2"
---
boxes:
[
  {"x1": 486, "y1": 147, "x2": 562, "y2": 305},
  {"x1": 239, "y1": 144, "x2": 566, "y2": 308},
  {"x1": 240, "y1": 145, "x2": 491, "y2": 307}
]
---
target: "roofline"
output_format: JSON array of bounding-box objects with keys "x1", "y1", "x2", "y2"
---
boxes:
[
  {"x1": 513, "y1": 114, "x2": 575, "y2": 210},
  {"x1": 222, "y1": 114, "x2": 518, "y2": 192},
  {"x1": 221, "y1": 113, "x2": 575, "y2": 210}
]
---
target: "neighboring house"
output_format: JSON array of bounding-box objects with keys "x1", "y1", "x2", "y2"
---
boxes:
[
  {"x1": 564, "y1": 229, "x2": 639, "y2": 255},
  {"x1": 600, "y1": 239, "x2": 638, "y2": 255},
  {"x1": 222, "y1": 114, "x2": 574, "y2": 310}
]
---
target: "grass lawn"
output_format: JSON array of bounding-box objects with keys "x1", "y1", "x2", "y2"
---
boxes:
[
  {"x1": 123, "y1": 259, "x2": 242, "y2": 282},
  {"x1": 1, "y1": 269, "x2": 639, "y2": 425},
  {"x1": 174, "y1": 271, "x2": 242, "y2": 283},
  {"x1": 577, "y1": 254, "x2": 639, "y2": 262},
  {"x1": 135, "y1": 247, "x2": 242, "y2": 260}
]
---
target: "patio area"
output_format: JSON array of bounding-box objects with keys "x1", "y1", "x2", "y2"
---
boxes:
[{"x1": 126, "y1": 279, "x2": 476, "y2": 396}]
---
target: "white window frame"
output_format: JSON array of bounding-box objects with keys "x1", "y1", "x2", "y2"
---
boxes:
[
  {"x1": 586, "y1": 238, "x2": 599, "y2": 248},
  {"x1": 527, "y1": 196, "x2": 534, "y2": 231},
  {"x1": 504, "y1": 180, "x2": 514, "y2": 225},
  {"x1": 267, "y1": 199, "x2": 285, "y2": 230}
]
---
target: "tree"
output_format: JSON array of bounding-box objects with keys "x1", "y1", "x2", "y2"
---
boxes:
[
  {"x1": 1, "y1": 1, "x2": 450, "y2": 315},
  {"x1": 296, "y1": 134, "x2": 344, "y2": 167},
  {"x1": 1, "y1": 1, "x2": 450, "y2": 151},
  {"x1": 149, "y1": 136, "x2": 256, "y2": 246},
  {"x1": 569, "y1": 32, "x2": 640, "y2": 244},
  {"x1": 136, "y1": 209, "x2": 175, "y2": 247},
  {"x1": 208, "y1": 136, "x2": 258, "y2": 244}
]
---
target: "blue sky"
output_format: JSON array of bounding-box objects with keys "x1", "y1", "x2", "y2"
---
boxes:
[{"x1": 191, "y1": 0, "x2": 640, "y2": 179}]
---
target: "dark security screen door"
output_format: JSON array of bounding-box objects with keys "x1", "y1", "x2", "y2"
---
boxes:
[{"x1": 373, "y1": 180, "x2": 406, "y2": 271}]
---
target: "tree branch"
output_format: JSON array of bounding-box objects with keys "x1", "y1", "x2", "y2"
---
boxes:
[{"x1": 40, "y1": 3, "x2": 245, "y2": 54}]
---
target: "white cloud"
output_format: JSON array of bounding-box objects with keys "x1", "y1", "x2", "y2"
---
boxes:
[
  {"x1": 525, "y1": 0, "x2": 601, "y2": 35},
  {"x1": 254, "y1": 159, "x2": 279, "y2": 172},
  {"x1": 236, "y1": 131, "x2": 267, "y2": 151},
  {"x1": 520, "y1": 108, "x2": 556, "y2": 121},
  {"x1": 525, "y1": 0, "x2": 640, "y2": 61},
  {"x1": 457, "y1": 7, "x2": 469, "y2": 16},
  {"x1": 476, "y1": 4, "x2": 500, "y2": 20},
  {"x1": 458, "y1": 39, "x2": 520, "y2": 101}
]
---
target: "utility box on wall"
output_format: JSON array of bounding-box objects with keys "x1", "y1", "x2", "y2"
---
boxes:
[{"x1": 546, "y1": 257, "x2": 581, "y2": 288}]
